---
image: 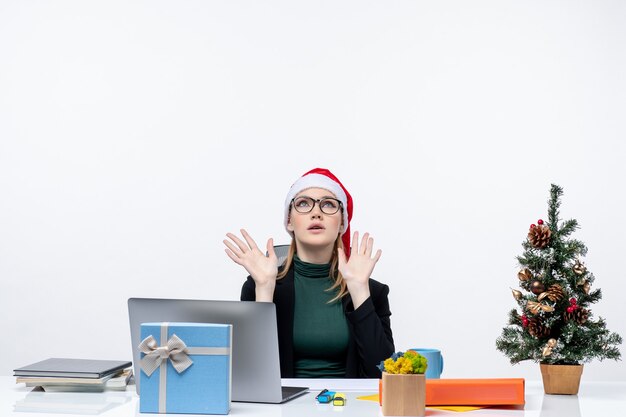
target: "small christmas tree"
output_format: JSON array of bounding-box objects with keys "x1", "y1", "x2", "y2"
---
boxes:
[{"x1": 496, "y1": 184, "x2": 622, "y2": 365}]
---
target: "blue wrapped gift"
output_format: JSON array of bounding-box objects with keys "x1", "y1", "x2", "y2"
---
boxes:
[{"x1": 139, "y1": 322, "x2": 232, "y2": 414}]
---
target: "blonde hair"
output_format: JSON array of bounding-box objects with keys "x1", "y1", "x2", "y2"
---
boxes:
[{"x1": 276, "y1": 236, "x2": 348, "y2": 303}]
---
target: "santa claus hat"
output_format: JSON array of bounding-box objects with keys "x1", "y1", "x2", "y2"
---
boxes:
[{"x1": 284, "y1": 168, "x2": 353, "y2": 257}]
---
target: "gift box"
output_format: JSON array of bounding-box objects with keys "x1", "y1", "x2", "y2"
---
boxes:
[
  {"x1": 425, "y1": 378, "x2": 525, "y2": 406},
  {"x1": 139, "y1": 322, "x2": 232, "y2": 414}
]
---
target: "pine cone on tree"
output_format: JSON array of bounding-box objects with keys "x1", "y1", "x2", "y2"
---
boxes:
[
  {"x1": 528, "y1": 224, "x2": 552, "y2": 249},
  {"x1": 564, "y1": 307, "x2": 589, "y2": 324},
  {"x1": 545, "y1": 284, "x2": 564, "y2": 302},
  {"x1": 527, "y1": 317, "x2": 550, "y2": 338}
]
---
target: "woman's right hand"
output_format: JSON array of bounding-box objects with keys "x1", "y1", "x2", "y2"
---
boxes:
[{"x1": 224, "y1": 229, "x2": 278, "y2": 302}]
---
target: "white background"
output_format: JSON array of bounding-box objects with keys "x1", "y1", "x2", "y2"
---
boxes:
[{"x1": 1, "y1": 1, "x2": 624, "y2": 381}]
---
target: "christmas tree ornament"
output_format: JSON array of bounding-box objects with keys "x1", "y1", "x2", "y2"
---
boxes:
[
  {"x1": 583, "y1": 280, "x2": 591, "y2": 295},
  {"x1": 573, "y1": 260, "x2": 587, "y2": 275},
  {"x1": 564, "y1": 307, "x2": 589, "y2": 324},
  {"x1": 528, "y1": 223, "x2": 552, "y2": 249},
  {"x1": 545, "y1": 284, "x2": 564, "y2": 302},
  {"x1": 511, "y1": 288, "x2": 523, "y2": 300},
  {"x1": 521, "y1": 314, "x2": 529, "y2": 327},
  {"x1": 542, "y1": 338, "x2": 557, "y2": 357},
  {"x1": 528, "y1": 317, "x2": 550, "y2": 338},
  {"x1": 526, "y1": 300, "x2": 555, "y2": 315},
  {"x1": 518, "y1": 268, "x2": 532, "y2": 281},
  {"x1": 565, "y1": 298, "x2": 578, "y2": 313},
  {"x1": 537, "y1": 219, "x2": 544, "y2": 225},
  {"x1": 530, "y1": 280, "x2": 545, "y2": 295}
]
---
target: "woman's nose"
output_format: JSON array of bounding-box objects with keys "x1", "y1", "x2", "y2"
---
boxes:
[{"x1": 310, "y1": 202, "x2": 324, "y2": 218}]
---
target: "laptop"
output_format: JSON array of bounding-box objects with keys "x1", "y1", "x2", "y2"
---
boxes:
[{"x1": 127, "y1": 298, "x2": 308, "y2": 403}]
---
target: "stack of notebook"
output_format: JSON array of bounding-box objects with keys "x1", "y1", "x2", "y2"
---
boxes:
[{"x1": 14, "y1": 358, "x2": 133, "y2": 392}]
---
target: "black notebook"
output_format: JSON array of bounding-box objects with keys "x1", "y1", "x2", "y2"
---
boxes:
[{"x1": 14, "y1": 358, "x2": 132, "y2": 379}]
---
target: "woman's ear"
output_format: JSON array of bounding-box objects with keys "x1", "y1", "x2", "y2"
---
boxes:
[{"x1": 287, "y1": 215, "x2": 294, "y2": 232}]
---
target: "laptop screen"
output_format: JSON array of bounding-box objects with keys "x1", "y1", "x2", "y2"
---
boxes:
[{"x1": 128, "y1": 298, "x2": 298, "y2": 403}]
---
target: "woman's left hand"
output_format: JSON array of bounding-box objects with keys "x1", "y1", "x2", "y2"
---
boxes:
[{"x1": 338, "y1": 231, "x2": 382, "y2": 309}]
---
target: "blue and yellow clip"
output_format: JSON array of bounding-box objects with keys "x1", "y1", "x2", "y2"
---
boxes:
[
  {"x1": 316, "y1": 389, "x2": 346, "y2": 406},
  {"x1": 315, "y1": 389, "x2": 336, "y2": 404}
]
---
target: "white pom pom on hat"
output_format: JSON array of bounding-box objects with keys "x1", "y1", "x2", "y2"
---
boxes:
[{"x1": 284, "y1": 168, "x2": 353, "y2": 257}]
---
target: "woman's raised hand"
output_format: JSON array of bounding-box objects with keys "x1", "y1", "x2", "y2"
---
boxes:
[
  {"x1": 338, "y1": 231, "x2": 382, "y2": 309},
  {"x1": 224, "y1": 229, "x2": 278, "y2": 301}
]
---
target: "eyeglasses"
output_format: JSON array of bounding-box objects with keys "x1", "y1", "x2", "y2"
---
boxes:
[{"x1": 291, "y1": 196, "x2": 343, "y2": 215}]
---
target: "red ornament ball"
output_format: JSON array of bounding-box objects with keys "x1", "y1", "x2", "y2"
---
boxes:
[
  {"x1": 570, "y1": 297, "x2": 577, "y2": 305},
  {"x1": 530, "y1": 224, "x2": 536, "y2": 229},
  {"x1": 567, "y1": 306, "x2": 575, "y2": 313},
  {"x1": 538, "y1": 219, "x2": 544, "y2": 225}
]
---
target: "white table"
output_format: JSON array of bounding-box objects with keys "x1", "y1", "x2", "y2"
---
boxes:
[{"x1": 1, "y1": 376, "x2": 625, "y2": 416}]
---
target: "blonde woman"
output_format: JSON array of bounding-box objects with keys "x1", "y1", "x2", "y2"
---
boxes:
[{"x1": 224, "y1": 168, "x2": 394, "y2": 377}]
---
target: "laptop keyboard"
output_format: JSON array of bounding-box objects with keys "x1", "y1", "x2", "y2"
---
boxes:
[{"x1": 281, "y1": 386, "x2": 308, "y2": 400}]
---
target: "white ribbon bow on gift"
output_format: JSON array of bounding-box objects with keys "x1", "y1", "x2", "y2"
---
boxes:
[{"x1": 139, "y1": 334, "x2": 193, "y2": 376}]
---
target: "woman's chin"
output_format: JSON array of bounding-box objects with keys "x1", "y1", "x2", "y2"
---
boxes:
[{"x1": 296, "y1": 234, "x2": 336, "y2": 248}]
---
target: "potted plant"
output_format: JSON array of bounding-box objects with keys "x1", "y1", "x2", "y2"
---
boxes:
[
  {"x1": 496, "y1": 185, "x2": 622, "y2": 394},
  {"x1": 378, "y1": 350, "x2": 428, "y2": 416}
]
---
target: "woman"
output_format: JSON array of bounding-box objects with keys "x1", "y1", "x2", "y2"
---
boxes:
[{"x1": 224, "y1": 168, "x2": 394, "y2": 378}]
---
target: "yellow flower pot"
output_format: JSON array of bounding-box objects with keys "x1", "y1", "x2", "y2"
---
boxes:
[{"x1": 381, "y1": 372, "x2": 426, "y2": 416}]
